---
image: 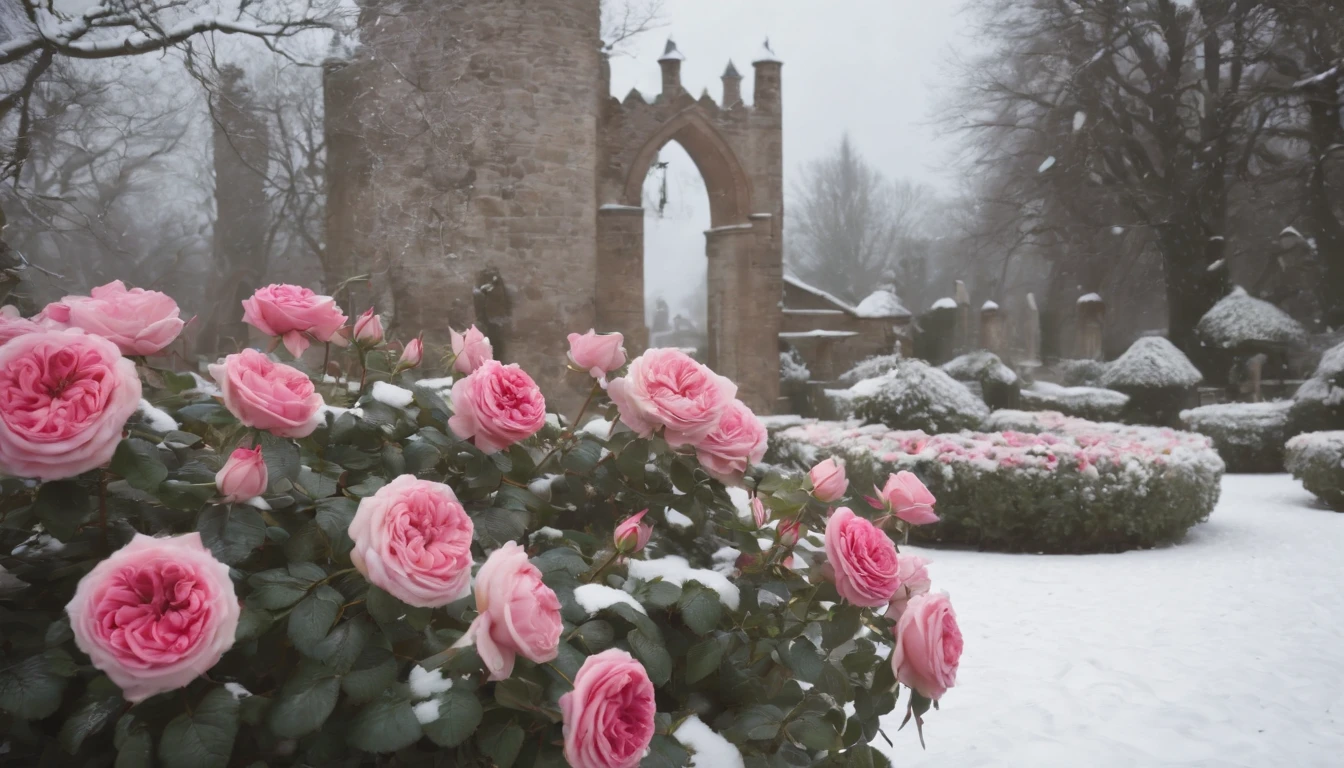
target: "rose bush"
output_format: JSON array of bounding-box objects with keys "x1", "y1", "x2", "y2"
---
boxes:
[{"x1": 0, "y1": 281, "x2": 960, "y2": 767}]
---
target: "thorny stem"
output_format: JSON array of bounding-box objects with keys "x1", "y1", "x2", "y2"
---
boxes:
[
  {"x1": 98, "y1": 471, "x2": 109, "y2": 550},
  {"x1": 321, "y1": 341, "x2": 330, "y2": 376},
  {"x1": 535, "y1": 382, "x2": 603, "y2": 472},
  {"x1": 586, "y1": 550, "x2": 621, "y2": 584},
  {"x1": 358, "y1": 348, "x2": 369, "y2": 392}
]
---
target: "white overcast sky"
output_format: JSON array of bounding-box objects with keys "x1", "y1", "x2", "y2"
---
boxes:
[{"x1": 608, "y1": 0, "x2": 976, "y2": 322}]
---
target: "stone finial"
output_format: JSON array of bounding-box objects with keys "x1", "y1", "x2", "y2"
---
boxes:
[
  {"x1": 753, "y1": 37, "x2": 782, "y2": 64},
  {"x1": 722, "y1": 60, "x2": 743, "y2": 106},
  {"x1": 659, "y1": 37, "x2": 683, "y2": 97},
  {"x1": 659, "y1": 37, "x2": 686, "y2": 62}
]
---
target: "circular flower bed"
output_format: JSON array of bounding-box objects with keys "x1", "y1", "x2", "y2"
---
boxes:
[
  {"x1": 1285, "y1": 431, "x2": 1344, "y2": 510},
  {"x1": 773, "y1": 410, "x2": 1224, "y2": 553}
]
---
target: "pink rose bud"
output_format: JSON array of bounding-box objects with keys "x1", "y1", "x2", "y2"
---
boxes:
[
  {"x1": 215, "y1": 446, "x2": 268, "y2": 503},
  {"x1": 463, "y1": 542, "x2": 563, "y2": 681},
  {"x1": 824, "y1": 507, "x2": 902, "y2": 608},
  {"x1": 560, "y1": 650, "x2": 656, "y2": 768},
  {"x1": 693, "y1": 399, "x2": 768, "y2": 485},
  {"x1": 887, "y1": 554, "x2": 932, "y2": 621},
  {"x1": 892, "y1": 592, "x2": 963, "y2": 700},
  {"x1": 778, "y1": 519, "x2": 803, "y2": 548},
  {"x1": 809, "y1": 458, "x2": 848, "y2": 503},
  {"x1": 750, "y1": 497, "x2": 770, "y2": 529},
  {"x1": 607, "y1": 348, "x2": 737, "y2": 447},
  {"x1": 41, "y1": 280, "x2": 184, "y2": 355},
  {"x1": 450, "y1": 325, "x2": 493, "y2": 373},
  {"x1": 209, "y1": 349, "x2": 324, "y2": 439},
  {"x1": 241, "y1": 283, "x2": 347, "y2": 359},
  {"x1": 65, "y1": 533, "x2": 239, "y2": 702},
  {"x1": 398, "y1": 336, "x2": 424, "y2": 370},
  {"x1": 567, "y1": 329, "x2": 627, "y2": 379},
  {"x1": 352, "y1": 307, "x2": 384, "y2": 345},
  {"x1": 867, "y1": 471, "x2": 939, "y2": 526},
  {"x1": 0, "y1": 330, "x2": 141, "y2": 481},
  {"x1": 348, "y1": 475, "x2": 475, "y2": 607},
  {"x1": 613, "y1": 510, "x2": 653, "y2": 554}
]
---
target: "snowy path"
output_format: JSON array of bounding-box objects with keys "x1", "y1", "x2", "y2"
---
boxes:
[{"x1": 877, "y1": 474, "x2": 1344, "y2": 767}]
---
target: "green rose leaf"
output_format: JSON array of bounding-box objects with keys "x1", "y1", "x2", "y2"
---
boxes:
[
  {"x1": 477, "y1": 719, "x2": 526, "y2": 768},
  {"x1": 422, "y1": 688, "x2": 484, "y2": 748},
  {"x1": 494, "y1": 677, "x2": 545, "y2": 712},
  {"x1": 31, "y1": 481, "x2": 91, "y2": 542},
  {"x1": 288, "y1": 585, "x2": 343, "y2": 655},
  {"x1": 267, "y1": 662, "x2": 340, "y2": 738},
  {"x1": 677, "y1": 582, "x2": 723, "y2": 636},
  {"x1": 58, "y1": 676, "x2": 123, "y2": 754},
  {"x1": 785, "y1": 714, "x2": 841, "y2": 752},
  {"x1": 340, "y1": 646, "x2": 398, "y2": 703},
  {"x1": 157, "y1": 687, "x2": 240, "y2": 768},
  {"x1": 347, "y1": 692, "x2": 423, "y2": 753},
  {"x1": 0, "y1": 649, "x2": 76, "y2": 720},
  {"x1": 110, "y1": 438, "x2": 169, "y2": 492},
  {"x1": 685, "y1": 635, "x2": 724, "y2": 684},
  {"x1": 114, "y1": 714, "x2": 154, "y2": 768},
  {"x1": 196, "y1": 505, "x2": 266, "y2": 565},
  {"x1": 627, "y1": 628, "x2": 672, "y2": 686}
]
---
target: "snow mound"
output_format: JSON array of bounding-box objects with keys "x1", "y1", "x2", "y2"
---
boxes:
[
  {"x1": 855, "y1": 289, "x2": 911, "y2": 318},
  {"x1": 941, "y1": 351, "x2": 1018, "y2": 387},
  {"x1": 1286, "y1": 431, "x2": 1344, "y2": 509},
  {"x1": 780, "y1": 349, "x2": 810, "y2": 384},
  {"x1": 1101, "y1": 337, "x2": 1202, "y2": 389},
  {"x1": 847, "y1": 359, "x2": 989, "y2": 433},
  {"x1": 1197, "y1": 287, "x2": 1306, "y2": 349},
  {"x1": 838, "y1": 354, "x2": 903, "y2": 386},
  {"x1": 675, "y1": 715, "x2": 745, "y2": 768},
  {"x1": 628, "y1": 556, "x2": 741, "y2": 610},
  {"x1": 1077, "y1": 292, "x2": 1103, "y2": 304},
  {"x1": 371, "y1": 381, "x2": 414, "y2": 408},
  {"x1": 931, "y1": 297, "x2": 958, "y2": 311},
  {"x1": 1021, "y1": 381, "x2": 1129, "y2": 421}
]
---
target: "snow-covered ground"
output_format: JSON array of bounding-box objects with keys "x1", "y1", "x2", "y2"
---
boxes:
[{"x1": 878, "y1": 474, "x2": 1344, "y2": 767}]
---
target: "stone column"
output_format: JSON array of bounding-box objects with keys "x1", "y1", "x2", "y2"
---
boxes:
[
  {"x1": 706, "y1": 225, "x2": 774, "y2": 411},
  {"x1": 1023, "y1": 293, "x2": 1042, "y2": 365},
  {"x1": 980, "y1": 302, "x2": 1006, "y2": 358},
  {"x1": 954, "y1": 280, "x2": 972, "y2": 353},
  {"x1": 595, "y1": 206, "x2": 648, "y2": 352},
  {"x1": 1076, "y1": 294, "x2": 1105, "y2": 360}
]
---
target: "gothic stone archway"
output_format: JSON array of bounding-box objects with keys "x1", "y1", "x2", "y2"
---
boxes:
[{"x1": 596, "y1": 44, "x2": 784, "y2": 413}]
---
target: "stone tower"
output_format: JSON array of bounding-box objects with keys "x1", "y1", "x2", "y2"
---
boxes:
[{"x1": 325, "y1": 1, "x2": 784, "y2": 412}]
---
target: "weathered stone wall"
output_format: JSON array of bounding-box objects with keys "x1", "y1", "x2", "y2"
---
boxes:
[{"x1": 326, "y1": 0, "x2": 602, "y2": 408}]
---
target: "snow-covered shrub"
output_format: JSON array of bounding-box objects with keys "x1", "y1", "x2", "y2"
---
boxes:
[
  {"x1": 1101, "y1": 336, "x2": 1203, "y2": 426},
  {"x1": 1289, "y1": 340, "x2": 1344, "y2": 433},
  {"x1": 774, "y1": 413, "x2": 1223, "y2": 553},
  {"x1": 1019, "y1": 381, "x2": 1130, "y2": 422},
  {"x1": 1180, "y1": 400, "x2": 1293, "y2": 473},
  {"x1": 1056, "y1": 358, "x2": 1109, "y2": 387},
  {"x1": 940, "y1": 351, "x2": 1020, "y2": 409},
  {"x1": 0, "y1": 280, "x2": 948, "y2": 767},
  {"x1": 1196, "y1": 287, "x2": 1307, "y2": 350},
  {"x1": 780, "y1": 347, "x2": 811, "y2": 384},
  {"x1": 838, "y1": 353, "x2": 903, "y2": 387},
  {"x1": 845, "y1": 359, "x2": 989, "y2": 433},
  {"x1": 1285, "y1": 432, "x2": 1344, "y2": 510}
]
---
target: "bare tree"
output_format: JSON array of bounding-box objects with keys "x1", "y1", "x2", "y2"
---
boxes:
[
  {"x1": 788, "y1": 134, "x2": 930, "y2": 303},
  {"x1": 601, "y1": 0, "x2": 666, "y2": 55}
]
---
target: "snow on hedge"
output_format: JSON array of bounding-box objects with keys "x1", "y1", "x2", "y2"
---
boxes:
[
  {"x1": 1101, "y1": 336, "x2": 1202, "y2": 389},
  {"x1": 1180, "y1": 400, "x2": 1294, "y2": 473},
  {"x1": 855, "y1": 289, "x2": 911, "y2": 318},
  {"x1": 1285, "y1": 431, "x2": 1344, "y2": 510},
  {"x1": 941, "y1": 351, "x2": 1019, "y2": 387},
  {"x1": 1196, "y1": 287, "x2": 1306, "y2": 349},
  {"x1": 845, "y1": 359, "x2": 989, "y2": 433},
  {"x1": 838, "y1": 354, "x2": 903, "y2": 386},
  {"x1": 1020, "y1": 381, "x2": 1129, "y2": 421},
  {"x1": 780, "y1": 349, "x2": 810, "y2": 384},
  {"x1": 772, "y1": 414, "x2": 1222, "y2": 552}
]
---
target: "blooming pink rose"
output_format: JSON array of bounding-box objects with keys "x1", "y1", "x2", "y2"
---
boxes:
[
  {"x1": 352, "y1": 307, "x2": 384, "y2": 345},
  {"x1": 0, "y1": 330, "x2": 141, "y2": 480},
  {"x1": 463, "y1": 542, "x2": 562, "y2": 680},
  {"x1": 65, "y1": 533, "x2": 239, "y2": 703},
  {"x1": 46, "y1": 280, "x2": 184, "y2": 355},
  {"x1": 809, "y1": 458, "x2": 848, "y2": 503},
  {"x1": 567, "y1": 330, "x2": 627, "y2": 379},
  {"x1": 824, "y1": 507, "x2": 901, "y2": 608},
  {"x1": 613, "y1": 510, "x2": 653, "y2": 553},
  {"x1": 750, "y1": 497, "x2": 769, "y2": 529},
  {"x1": 607, "y1": 348, "x2": 736, "y2": 447},
  {"x1": 241, "y1": 284, "x2": 347, "y2": 358},
  {"x1": 209, "y1": 349, "x2": 323, "y2": 438},
  {"x1": 560, "y1": 649, "x2": 656, "y2": 768},
  {"x1": 868, "y1": 471, "x2": 939, "y2": 526},
  {"x1": 892, "y1": 592, "x2": 963, "y2": 700},
  {"x1": 398, "y1": 336, "x2": 424, "y2": 370},
  {"x1": 216, "y1": 446, "x2": 268, "y2": 503},
  {"x1": 450, "y1": 325, "x2": 493, "y2": 374},
  {"x1": 347, "y1": 475, "x2": 474, "y2": 607},
  {"x1": 887, "y1": 554, "x2": 932, "y2": 620},
  {"x1": 693, "y1": 399, "x2": 767, "y2": 485},
  {"x1": 0, "y1": 305, "x2": 42, "y2": 346},
  {"x1": 447, "y1": 360, "x2": 546, "y2": 454}
]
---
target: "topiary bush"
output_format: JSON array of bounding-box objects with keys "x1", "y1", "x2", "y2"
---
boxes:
[
  {"x1": 1288, "y1": 340, "x2": 1344, "y2": 435},
  {"x1": 1019, "y1": 381, "x2": 1130, "y2": 422},
  {"x1": 1179, "y1": 400, "x2": 1293, "y2": 473},
  {"x1": 1285, "y1": 431, "x2": 1344, "y2": 510},
  {"x1": 844, "y1": 359, "x2": 989, "y2": 434},
  {"x1": 1056, "y1": 359, "x2": 1109, "y2": 387},
  {"x1": 939, "y1": 351, "x2": 1021, "y2": 410},
  {"x1": 773, "y1": 411, "x2": 1223, "y2": 553},
  {"x1": 1101, "y1": 336, "x2": 1203, "y2": 427},
  {"x1": 0, "y1": 280, "x2": 958, "y2": 768},
  {"x1": 838, "y1": 354, "x2": 904, "y2": 387}
]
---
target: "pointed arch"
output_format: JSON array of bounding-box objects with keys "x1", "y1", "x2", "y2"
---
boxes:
[{"x1": 621, "y1": 108, "x2": 753, "y2": 227}]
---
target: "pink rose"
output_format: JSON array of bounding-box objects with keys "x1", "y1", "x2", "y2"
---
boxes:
[
  {"x1": 809, "y1": 458, "x2": 848, "y2": 503},
  {"x1": 693, "y1": 399, "x2": 767, "y2": 485},
  {"x1": 447, "y1": 360, "x2": 546, "y2": 454},
  {"x1": 823, "y1": 507, "x2": 901, "y2": 608},
  {"x1": 613, "y1": 510, "x2": 653, "y2": 553},
  {"x1": 241, "y1": 284, "x2": 347, "y2": 358},
  {"x1": 868, "y1": 471, "x2": 939, "y2": 526},
  {"x1": 887, "y1": 554, "x2": 932, "y2": 620},
  {"x1": 778, "y1": 519, "x2": 803, "y2": 548},
  {"x1": 0, "y1": 305, "x2": 42, "y2": 346},
  {"x1": 347, "y1": 475, "x2": 474, "y2": 607},
  {"x1": 450, "y1": 325, "x2": 493, "y2": 373},
  {"x1": 567, "y1": 330, "x2": 627, "y2": 379},
  {"x1": 215, "y1": 446, "x2": 268, "y2": 503},
  {"x1": 398, "y1": 336, "x2": 424, "y2": 370},
  {"x1": 0, "y1": 330, "x2": 141, "y2": 480},
  {"x1": 352, "y1": 307, "x2": 384, "y2": 345},
  {"x1": 45, "y1": 280, "x2": 184, "y2": 355},
  {"x1": 607, "y1": 348, "x2": 736, "y2": 447},
  {"x1": 750, "y1": 497, "x2": 769, "y2": 529},
  {"x1": 560, "y1": 649, "x2": 656, "y2": 768},
  {"x1": 65, "y1": 533, "x2": 239, "y2": 703},
  {"x1": 463, "y1": 542, "x2": 563, "y2": 680},
  {"x1": 892, "y1": 592, "x2": 963, "y2": 700},
  {"x1": 209, "y1": 349, "x2": 323, "y2": 438}
]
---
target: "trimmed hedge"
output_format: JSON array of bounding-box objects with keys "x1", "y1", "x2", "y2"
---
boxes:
[
  {"x1": 844, "y1": 358, "x2": 989, "y2": 433},
  {"x1": 772, "y1": 411, "x2": 1223, "y2": 553},
  {"x1": 940, "y1": 351, "x2": 1021, "y2": 409},
  {"x1": 1020, "y1": 381, "x2": 1129, "y2": 422},
  {"x1": 1179, "y1": 400, "x2": 1293, "y2": 473},
  {"x1": 1285, "y1": 431, "x2": 1344, "y2": 510}
]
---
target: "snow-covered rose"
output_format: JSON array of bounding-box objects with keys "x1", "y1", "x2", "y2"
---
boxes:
[
  {"x1": 607, "y1": 348, "x2": 736, "y2": 446},
  {"x1": 567, "y1": 329, "x2": 626, "y2": 379},
  {"x1": 348, "y1": 475, "x2": 474, "y2": 607},
  {"x1": 450, "y1": 325, "x2": 493, "y2": 373},
  {"x1": 463, "y1": 542, "x2": 562, "y2": 681},
  {"x1": 448, "y1": 360, "x2": 546, "y2": 454},
  {"x1": 824, "y1": 507, "x2": 902, "y2": 608},
  {"x1": 892, "y1": 592, "x2": 962, "y2": 700},
  {"x1": 241, "y1": 283, "x2": 347, "y2": 358}
]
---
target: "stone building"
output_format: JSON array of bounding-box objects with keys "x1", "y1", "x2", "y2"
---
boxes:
[
  {"x1": 780, "y1": 275, "x2": 912, "y2": 382},
  {"x1": 324, "y1": 0, "x2": 784, "y2": 412}
]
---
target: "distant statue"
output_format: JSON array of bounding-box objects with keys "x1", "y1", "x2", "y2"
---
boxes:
[
  {"x1": 652, "y1": 298, "x2": 670, "y2": 333},
  {"x1": 1023, "y1": 292, "x2": 1042, "y2": 366},
  {"x1": 473, "y1": 266, "x2": 513, "y2": 361}
]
